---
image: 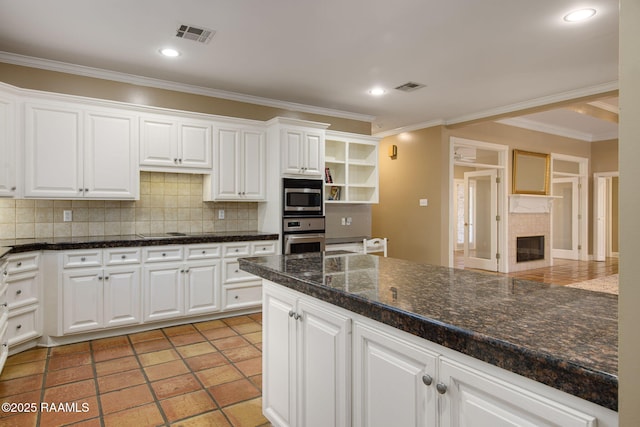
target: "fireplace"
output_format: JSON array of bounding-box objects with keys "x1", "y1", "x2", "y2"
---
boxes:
[{"x1": 516, "y1": 236, "x2": 545, "y2": 262}]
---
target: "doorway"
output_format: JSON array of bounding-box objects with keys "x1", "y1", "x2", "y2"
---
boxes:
[
  {"x1": 594, "y1": 172, "x2": 619, "y2": 261},
  {"x1": 449, "y1": 137, "x2": 508, "y2": 272},
  {"x1": 550, "y1": 154, "x2": 589, "y2": 261}
]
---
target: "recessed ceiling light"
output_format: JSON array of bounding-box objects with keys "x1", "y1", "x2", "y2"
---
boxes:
[
  {"x1": 563, "y1": 8, "x2": 596, "y2": 22},
  {"x1": 368, "y1": 88, "x2": 386, "y2": 96},
  {"x1": 159, "y1": 48, "x2": 180, "y2": 57}
]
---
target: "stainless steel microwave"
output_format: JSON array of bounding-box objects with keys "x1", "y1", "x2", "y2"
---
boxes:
[{"x1": 283, "y1": 178, "x2": 323, "y2": 216}]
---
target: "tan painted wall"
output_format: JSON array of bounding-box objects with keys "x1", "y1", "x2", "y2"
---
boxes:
[
  {"x1": 0, "y1": 62, "x2": 371, "y2": 134},
  {"x1": 619, "y1": 0, "x2": 640, "y2": 423},
  {"x1": 372, "y1": 126, "x2": 446, "y2": 264}
]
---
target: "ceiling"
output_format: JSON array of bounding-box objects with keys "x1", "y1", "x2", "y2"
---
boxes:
[{"x1": 0, "y1": 0, "x2": 619, "y2": 138}]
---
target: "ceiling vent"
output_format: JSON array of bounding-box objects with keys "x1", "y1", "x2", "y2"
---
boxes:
[
  {"x1": 176, "y1": 25, "x2": 215, "y2": 44},
  {"x1": 394, "y1": 82, "x2": 426, "y2": 92}
]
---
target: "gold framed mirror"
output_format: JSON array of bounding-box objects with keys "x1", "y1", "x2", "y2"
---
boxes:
[{"x1": 512, "y1": 149, "x2": 550, "y2": 195}]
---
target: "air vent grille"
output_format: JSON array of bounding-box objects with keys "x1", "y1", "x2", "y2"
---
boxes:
[
  {"x1": 394, "y1": 82, "x2": 426, "y2": 92},
  {"x1": 176, "y1": 25, "x2": 215, "y2": 44}
]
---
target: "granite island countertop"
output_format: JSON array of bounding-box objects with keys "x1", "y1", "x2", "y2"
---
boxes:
[
  {"x1": 0, "y1": 231, "x2": 279, "y2": 256},
  {"x1": 239, "y1": 252, "x2": 618, "y2": 411}
]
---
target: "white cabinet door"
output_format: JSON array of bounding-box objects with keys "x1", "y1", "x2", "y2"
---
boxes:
[
  {"x1": 140, "y1": 115, "x2": 211, "y2": 170},
  {"x1": 297, "y1": 298, "x2": 351, "y2": 427},
  {"x1": 281, "y1": 128, "x2": 324, "y2": 177},
  {"x1": 353, "y1": 322, "x2": 438, "y2": 427},
  {"x1": 263, "y1": 284, "x2": 297, "y2": 427},
  {"x1": 103, "y1": 266, "x2": 141, "y2": 328},
  {"x1": 439, "y1": 357, "x2": 597, "y2": 427},
  {"x1": 179, "y1": 120, "x2": 212, "y2": 169},
  {"x1": 262, "y1": 282, "x2": 351, "y2": 427},
  {"x1": 0, "y1": 96, "x2": 17, "y2": 197},
  {"x1": 241, "y1": 129, "x2": 266, "y2": 200},
  {"x1": 143, "y1": 263, "x2": 184, "y2": 322},
  {"x1": 25, "y1": 102, "x2": 84, "y2": 198},
  {"x1": 214, "y1": 127, "x2": 241, "y2": 199},
  {"x1": 62, "y1": 269, "x2": 102, "y2": 333},
  {"x1": 185, "y1": 260, "x2": 221, "y2": 316},
  {"x1": 84, "y1": 110, "x2": 138, "y2": 199},
  {"x1": 140, "y1": 117, "x2": 178, "y2": 167}
]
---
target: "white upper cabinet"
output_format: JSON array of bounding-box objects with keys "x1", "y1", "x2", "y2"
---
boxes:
[
  {"x1": 140, "y1": 114, "x2": 212, "y2": 172},
  {"x1": 204, "y1": 123, "x2": 266, "y2": 201},
  {"x1": 0, "y1": 94, "x2": 17, "y2": 197},
  {"x1": 24, "y1": 100, "x2": 139, "y2": 199},
  {"x1": 281, "y1": 128, "x2": 325, "y2": 177}
]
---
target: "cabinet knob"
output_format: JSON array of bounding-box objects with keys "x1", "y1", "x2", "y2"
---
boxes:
[
  {"x1": 81, "y1": 257, "x2": 86, "y2": 262},
  {"x1": 234, "y1": 249, "x2": 239, "y2": 252},
  {"x1": 10, "y1": 186, "x2": 16, "y2": 191},
  {"x1": 202, "y1": 250, "x2": 206, "y2": 254},
  {"x1": 16, "y1": 289, "x2": 22, "y2": 295},
  {"x1": 178, "y1": 158, "x2": 183, "y2": 164},
  {"x1": 234, "y1": 295, "x2": 239, "y2": 299},
  {"x1": 79, "y1": 188, "x2": 84, "y2": 192},
  {"x1": 288, "y1": 310, "x2": 295, "y2": 318},
  {"x1": 436, "y1": 383, "x2": 447, "y2": 394},
  {"x1": 162, "y1": 253, "x2": 167, "y2": 257},
  {"x1": 104, "y1": 276, "x2": 109, "y2": 281},
  {"x1": 85, "y1": 188, "x2": 89, "y2": 192},
  {"x1": 16, "y1": 262, "x2": 22, "y2": 267},
  {"x1": 16, "y1": 324, "x2": 22, "y2": 330},
  {"x1": 422, "y1": 374, "x2": 433, "y2": 386},
  {"x1": 174, "y1": 158, "x2": 179, "y2": 163},
  {"x1": 121, "y1": 255, "x2": 127, "y2": 259},
  {"x1": 98, "y1": 276, "x2": 103, "y2": 280}
]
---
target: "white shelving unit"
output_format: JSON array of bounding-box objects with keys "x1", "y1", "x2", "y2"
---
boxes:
[{"x1": 324, "y1": 131, "x2": 379, "y2": 204}]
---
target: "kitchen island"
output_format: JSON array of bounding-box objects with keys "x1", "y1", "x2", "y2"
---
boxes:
[{"x1": 239, "y1": 251, "x2": 618, "y2": 426}]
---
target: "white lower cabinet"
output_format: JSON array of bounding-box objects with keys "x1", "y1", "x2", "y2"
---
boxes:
[
  {"x1": 263, "y1": 280, "x2": 617, "y2": 427},
  {"x1": 63, "y1": 266, "x2": 140, "y2": 333},
  {"x1": 353, "y1": 322, "x2": 438, "y2": 427},
  {"x1": 263, "y1": 281, "x2": 351, "y2": 427}
]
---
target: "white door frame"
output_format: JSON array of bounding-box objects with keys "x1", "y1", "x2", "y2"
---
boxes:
[
  {"x1": 594, "y1": 171, "x2": 619, "y2": 261},
  {"x1": 448, "y1": 137, "x2": 508, "y2": 272},
  {"x1": 464, "y1": 169, "x2": 498, "y2": 271},
  {"x1": 550, "y1": 153, "x2": 589, "y2": 262},
  {"x1": 551, "y1": 177, "x2": 580, "y2": 259}
]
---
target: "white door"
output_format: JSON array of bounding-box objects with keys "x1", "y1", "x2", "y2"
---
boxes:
[
  {"x1": 62, "y1": 269, "x2": 103, "y2": 333},
  {"x1": 282, "y1": 129, "x2": 304, "y2": 175},
  {"x1": 179, "y1": 121, "x2": 211, "y2": 168},
  {"x1": 143, "y1": 264, "x2": 183, "y2": 322},
  {"x1": 140, "y1": 117, "x2": 178, "y2": 167},
  {"x1": 0, "y1": 96, "x2": 16, "y2": 196},
  {"x1": 185, "y1": 261, "x2": 221, "y2": 315},
  {"x1": 263, "y1": 284, "x2": 297, "y2": 427},
  {"x1": 463, "y1": 170, "x2": 498, "y2": 271},
  {"x1": 552, "y1": 177, "x2": 580, "y2": 260},
  {"x1": 303, "y1": 131, "x2": 323, "y2": 176},
  {"x1": 353, "y1": 322, "x2": 438, "y2": 427},
  {"x1": 593, "y1": 174, "x2": 608, "y2": 261},
  {"x1": 84, "y1": 110, "x2": 138, "y2": 199},
  {"x1": 242, "y1": 130, "x2": 266, "y2": 199},
  {"x1": 297, "y1": 298, "x2": 351, "y2": 427},
  {"x1": 215, "y1": 127, "x2": 241, "y2": 199},
  {"x1": 103, "y1": 266, "x2": 140, "y2": 328},
  {"x1": 439, "y1": 357, "x2": 596, "y2": 427},
  {"x1": 25, "y1": 103, "x2": 83, "y2": 198}
]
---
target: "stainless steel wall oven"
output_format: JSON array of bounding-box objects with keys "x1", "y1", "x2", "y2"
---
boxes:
[{"x1": 282, "y1": 178, "x2": 325, "y2": 254}]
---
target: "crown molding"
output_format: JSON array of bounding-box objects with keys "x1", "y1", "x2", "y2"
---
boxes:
[
  {"x1": 0, "y1": 51, "x2": 375, "y2": 123},
  {"x1": 373, "y1": 119, "x2": 445, "y2": 138},
  {"x1": 496, "y1": 117, "x2": 618, "y2": 142}
]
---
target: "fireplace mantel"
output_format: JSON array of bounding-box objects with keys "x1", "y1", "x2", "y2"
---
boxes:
[{"x1": 509, "y1": 194, "x2": 560, "y2": 213}]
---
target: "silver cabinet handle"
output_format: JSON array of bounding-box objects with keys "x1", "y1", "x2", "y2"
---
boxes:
[
  {"x1": 436, "y1": 383, "x2": 447, "y2": 394},
  {"x1": 422, "y1": 374, "x2": 433, "y2": 386},
  {"x1": 16, "y1": 289, "x2": 22, "y2": 295}
]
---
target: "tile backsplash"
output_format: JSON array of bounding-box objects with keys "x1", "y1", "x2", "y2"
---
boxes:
[{"x1": 0, "y1": 172, "x2": 258, "y2": 240}]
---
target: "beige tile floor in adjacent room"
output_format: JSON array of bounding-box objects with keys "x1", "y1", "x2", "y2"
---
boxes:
[{"x1": 0, "y1": 313, "x2": 270, "y2": 427}]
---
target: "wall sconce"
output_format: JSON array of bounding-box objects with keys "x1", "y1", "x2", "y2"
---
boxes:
[{"x1": 388, "y1": 144, "x2": 397, "y2": 159}]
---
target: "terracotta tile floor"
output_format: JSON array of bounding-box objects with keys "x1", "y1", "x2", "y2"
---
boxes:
[
  {"x1": 455, "y1": 252, "x2": 619, "y2": 285},
  {"x1": 0, "y1": 313, "x2": 270, "y2": 427}
]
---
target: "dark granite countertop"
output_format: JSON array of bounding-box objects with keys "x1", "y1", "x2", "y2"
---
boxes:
[
  {"x1": 239, "y1": 252, "x2": 618, "y2": 411},
  {"x1": 0, "y1": 231, "x2": 279, "y2": 256}
]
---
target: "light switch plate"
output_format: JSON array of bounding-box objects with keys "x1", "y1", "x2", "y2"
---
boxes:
[
  {"x1": 218, "y1": 209, "x2": 225, "y2": 219},
  {"x1": 419, "y1": 199, "x2": 428, "y2": 206},
  {"x1": 63, "y1": 210, "x2": 73, "y2": 222}
]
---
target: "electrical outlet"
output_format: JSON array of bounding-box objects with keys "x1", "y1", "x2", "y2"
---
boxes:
[
  {"x1": 63, "y1": 210, "x2": 73, "y2": 222},
  {"x1": 346, "y1": 217, "x2": 352, "y2": 225},
  {"x1": 218, "y1": 209, "x2": 225, "y2": 220},
  {"x1": 419, "y1": 198, "x2": 429, "y2": 206},
  {"x1": 341, "y1": 217, "x2": 346, "y2": 226}
]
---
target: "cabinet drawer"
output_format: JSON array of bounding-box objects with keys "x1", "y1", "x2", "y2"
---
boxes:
[
  {"x1": 7, "y1": 307, "x2": 39, "y2": 346},
  {"x1": 251, "y1": 241, "x2": 277, "y2": 255},
  {"x1": 143, "y1": 246, "x2": 183, "y2": 263},
  {"x1": 223, "y1": 283, "x2": 262, "y2": 310},
  {"x1": 5, "y1": 253, "x2": 39, "y2": 274},
  {"x1": 223, "y1": 259, "x2": 254, "y2": 283},
  {"x1": 104, "y1": 248, "x2": 141, "y2": 265},
  {"x1": 223, "y1": 243, "x2": 251, "y2": 258},
  {"x1": 6, "y1": 273, "x2": 38, "y2": 309},
  {"x1": 63, "y1": 250, "x2": 103, "y2": 268},
  {"x1": 186, "y1": 244, "x2": 222, "y2": 260}
]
